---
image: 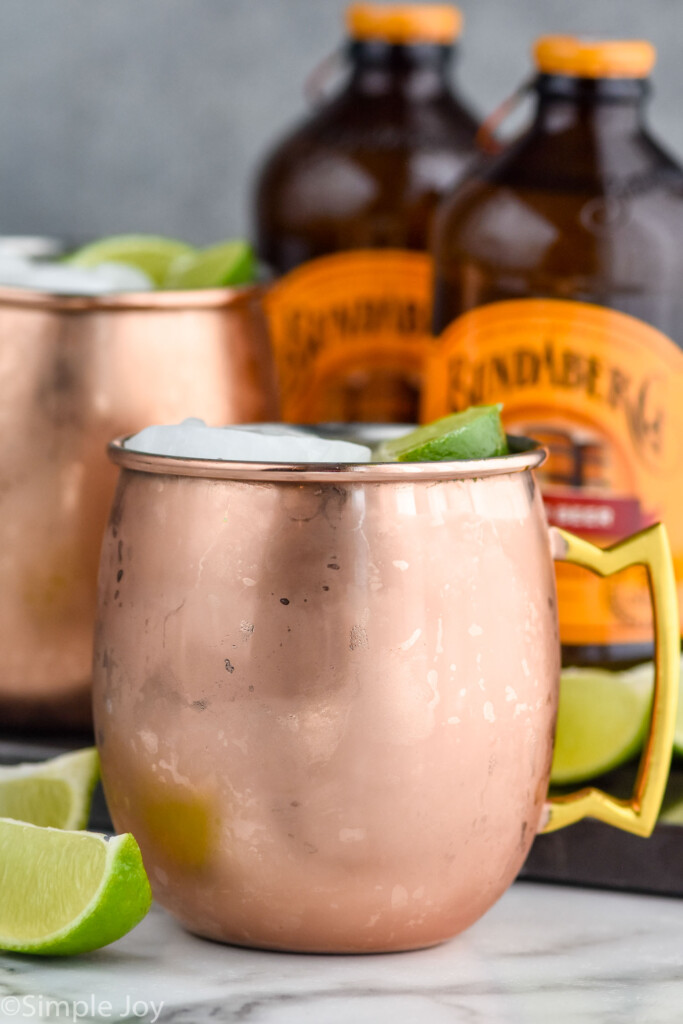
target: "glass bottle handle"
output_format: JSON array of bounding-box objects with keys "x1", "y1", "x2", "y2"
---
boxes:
[
  {"x1": 475, "y1": 78, "x2": 535, "y2": 154},
  {"x1": 542, "y1": 523, "x2": 679, "y2": 837},
  {"x1": 303, "y1": 48, "x2": 346, "y2": 106}
]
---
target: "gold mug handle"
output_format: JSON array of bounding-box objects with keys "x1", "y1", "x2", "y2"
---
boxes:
[{"x1": 542, "y1": 523, "x2": 679, "y2": 837}]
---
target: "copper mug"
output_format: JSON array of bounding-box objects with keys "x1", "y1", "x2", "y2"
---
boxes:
[
  {"x1": 0, "y1": 285, "x2": 278, "y2": 731},
  {"x1": 93, "y1": 433, "x2": 678, "y2": 953}
]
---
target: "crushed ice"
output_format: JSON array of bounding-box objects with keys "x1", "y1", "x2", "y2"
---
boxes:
[
  {"x1": 124, "y1": 419, "x2": 372, "y2": 463},
  {"x1": 0, "y1": 254, "x2": 152, "y2": 294}
]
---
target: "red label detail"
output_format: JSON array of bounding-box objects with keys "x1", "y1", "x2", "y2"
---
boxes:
[{"x1": 543, "y1": 491, "x2": 650, "y2": 539}]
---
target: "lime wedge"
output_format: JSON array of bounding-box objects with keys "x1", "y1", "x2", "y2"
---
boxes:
[
  {"x1": 164, "y1": 239, "x2": 255, "y2": 290},
  {"x1": 0, "y1": 748, "x2": 99, "y2": 830},
  {"x1": 550, "y1": 663, "x2": 654, "y2": 785},
  {"x1": 66, "y1": 234, "x2": 195, "y2": 286},
  {"x1": 673, "y1": 656, "x2": 683, "y2": 758},
  {"x1": 659, "y1": 770, "x2": 683, "y2": 824},
  {"x1": 0, "y1": 819, "x2": 151, "y2": 954},
  {"x1": 374, "y1": 406, "x2": 508, "y2": 462}
]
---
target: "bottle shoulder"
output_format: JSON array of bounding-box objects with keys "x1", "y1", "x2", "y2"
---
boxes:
[
  {"x1": 255, "y1": 90, "x2": 478, "y2": 195},
  {"x1": 480, "y1": 125, "x2": 683, "y2": 192},
  {"x1": 435, "y1": 131, "x2": 683, "y2": 269}
]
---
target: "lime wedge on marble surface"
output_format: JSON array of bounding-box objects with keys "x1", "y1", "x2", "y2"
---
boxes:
[
  {"x1": 374, "y1": 405, "x2": 508, "y2": 462},
  {"x1": 0, "y1": 820, "x2": 151, "y2": 955},
  {"x1": 0, "y1": 748, "x2": 99, "y2": 829},
  {"x1": 164, "y1": 239, "x2": 255, "y2": 290},
  {"x1": 550, "y1": 663, "x2": 654, "y2": 785},
  {"x1": 66, "y1": 234, "x2": 194, "y2": 286}
]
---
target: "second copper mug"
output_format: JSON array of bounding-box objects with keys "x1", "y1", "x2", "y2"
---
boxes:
[
  {"x1": 0, "y1": 285, "x2": 278, "y2": 731},
  {"x1": 93, "y1": 433, "x2": 678, "y2": 953}
]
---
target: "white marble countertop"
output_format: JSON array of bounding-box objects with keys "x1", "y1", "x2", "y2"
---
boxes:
[{"x1": 1, "y1": 882, "x2": 682, "y2": 1023}]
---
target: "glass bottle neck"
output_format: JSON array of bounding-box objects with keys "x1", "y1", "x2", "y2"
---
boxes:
[
  {"x1": 346, "y1": 40, "x2": 456, "y2": 99},
  {"x1": 531, "y1": 74, "x2": 649, "y2": 136}
]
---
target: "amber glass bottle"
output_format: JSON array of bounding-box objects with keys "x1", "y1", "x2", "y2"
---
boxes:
[
  {"x1": 255, "y1": 4, "x2": 478, "y2": 423},
  {"x1": 426, "y1": 37, "x2": 683, "y2": 667}
]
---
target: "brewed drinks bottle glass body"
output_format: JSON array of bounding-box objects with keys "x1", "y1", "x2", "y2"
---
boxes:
[
  {"x1": 427, "y1": 38, "x2": 683, "y2": 667},
  {"x1": 255, "y1": 4, "x2": 478, "y2": 423}
]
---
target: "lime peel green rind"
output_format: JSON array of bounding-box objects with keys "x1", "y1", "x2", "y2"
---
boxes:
[
  {"x1": 0, "y1": 747, "x2": 100, "y2": 830},
  {"x1": 374, "y1": 405, "x2": 508, "y2": 463},
  {"x1": 164, "y1": 240, "x2": 256, "y2": 290},
  {"x1": 550, "y1": 664, "x2": 654, "y2": 786},
  {"x1": 0, "y1": 820, "x2": 151, "y2": 955}
]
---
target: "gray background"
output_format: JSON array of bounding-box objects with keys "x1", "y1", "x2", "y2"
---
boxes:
[{"x1": 3, "y1": 0, "x2": 683, "y2": 246}]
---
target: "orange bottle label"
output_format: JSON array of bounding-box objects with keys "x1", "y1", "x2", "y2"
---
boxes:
[
  {"x1": 424, "y1": 298, "x2": 683, "y2": 647},
  {"x1": 265, "y1": 250, "x2": 433, "y2": 422}
]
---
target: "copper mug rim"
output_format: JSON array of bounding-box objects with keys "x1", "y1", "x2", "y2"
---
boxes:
[
  {"x1": 108, "y1": 432, "x2": 547, "y2": 484},
  {"x1": 0, "y1": 281, "x2": 265, "y2": 314}
]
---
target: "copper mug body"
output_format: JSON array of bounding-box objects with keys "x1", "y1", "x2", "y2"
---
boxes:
[
  {"x1": 95, "y1": 441, "x2": 559, "y2": 951},
  {"x1": 0, "y1": 286, "x2": 278, "y2": 731},
  {"x1": 93, "y1": 436, "x2": 679, "y2": 953}
]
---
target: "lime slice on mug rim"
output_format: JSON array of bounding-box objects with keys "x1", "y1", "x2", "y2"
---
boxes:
[
  {"x1": 164, "y1": 240, "x2": 255, "y2": 290},
  {"x1": 65, "y1": 234, "x2": 195, "y2": 286},
  {"x1": 374, "y1": 405, "x2": 509, "y2": 463}
]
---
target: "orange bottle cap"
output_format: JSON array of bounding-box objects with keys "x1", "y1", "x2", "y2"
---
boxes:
[
  {"x1": 534, "y1": 36, "x2": 656, "y2": 79},
  {"x1": 346, "y1": 4, "x2": 463, "y2": 45}
]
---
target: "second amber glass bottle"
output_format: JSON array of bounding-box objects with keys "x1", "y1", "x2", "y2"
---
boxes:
[{"x1": 426, "y1": 37, "x2": 683, "y2": 668}]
